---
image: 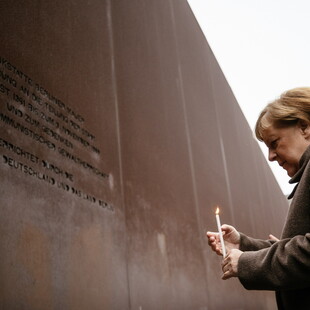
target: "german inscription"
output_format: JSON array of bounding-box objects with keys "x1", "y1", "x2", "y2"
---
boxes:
[{"x1": 0, "y1": 57, "x2": 114, "y2": 212}]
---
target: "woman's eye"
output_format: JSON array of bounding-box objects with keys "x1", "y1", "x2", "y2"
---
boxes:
[{"x1": 271, "y1": 139, "x2": 278, "y2": 148}]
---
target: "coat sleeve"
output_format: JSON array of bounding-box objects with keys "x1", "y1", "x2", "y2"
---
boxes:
[
  {"x1": 238, "y1": 233, "x2": 310, "y2": 291},
  {"x1": 239, "y1": 232, "x2": 275, "y2": 251}
]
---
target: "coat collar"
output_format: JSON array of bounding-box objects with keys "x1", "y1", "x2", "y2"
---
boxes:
[{"x1": 287, "y1": 145, "x2": 310, "y2": 199}]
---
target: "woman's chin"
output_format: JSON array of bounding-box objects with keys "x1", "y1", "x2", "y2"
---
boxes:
[{"x1": 286, "y1": 168, "x2": 297, "y2": 178}]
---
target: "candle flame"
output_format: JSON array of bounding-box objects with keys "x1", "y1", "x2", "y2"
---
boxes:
[{"x1": 215, "y1": 207, "x2": 220, "y2": 215}]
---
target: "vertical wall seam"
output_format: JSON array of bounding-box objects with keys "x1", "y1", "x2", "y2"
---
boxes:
[
  {"x1": 106, "y1": 1, "x2": 132, "y2": 309},
  {"x1": 168, "y1": 0, "x2": 210, "y2": 301},
  {"x1": 209, "y1": 61, "x2": 236, "y2": 225}
]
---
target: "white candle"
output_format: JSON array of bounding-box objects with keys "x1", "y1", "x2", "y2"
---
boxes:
[{"x1": 215, "y1": 207, "x2": 226, "y2": 257}]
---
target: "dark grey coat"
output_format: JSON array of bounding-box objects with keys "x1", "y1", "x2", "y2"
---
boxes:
[{"x1": 238, "y1": 146, "x2": 310, "y2": 310}]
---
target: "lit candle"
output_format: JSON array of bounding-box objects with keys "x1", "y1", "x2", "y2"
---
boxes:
[{"x1": 215, "y1": 207, "x2": 226, "y2": 257}]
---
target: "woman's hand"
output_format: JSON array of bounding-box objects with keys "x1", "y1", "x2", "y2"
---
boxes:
[
  {"x1": 268, "y1": 234, "x2": 279, "y2": 241},
  {"x1": 221, "y1": 249, "x2": 243, "y2": 280},
  {"x1": 206, "y1": 224, "x2": 241, "y2": 256}
]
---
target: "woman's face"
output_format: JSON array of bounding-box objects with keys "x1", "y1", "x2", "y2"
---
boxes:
[{"x1": 262, "y1": 123, "x2": 310, "y2": 177}]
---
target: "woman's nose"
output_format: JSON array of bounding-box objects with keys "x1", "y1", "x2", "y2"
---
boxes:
[{"x1": 268, "y1": 149, "x2": 277, "y2": 161}]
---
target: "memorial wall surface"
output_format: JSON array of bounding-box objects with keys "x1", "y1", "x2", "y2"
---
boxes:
[{"x1": 0, "y1": 1, "x2": 289, "y2": 309}]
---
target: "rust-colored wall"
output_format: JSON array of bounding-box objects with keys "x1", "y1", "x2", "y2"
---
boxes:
[{"x1": 0, "y1": 1, "x2": 288, "y2": 309}]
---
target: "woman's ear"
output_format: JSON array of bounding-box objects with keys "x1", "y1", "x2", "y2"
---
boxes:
[{"x1": 298, "y1": 120, "x2": 310, "y2": 139}]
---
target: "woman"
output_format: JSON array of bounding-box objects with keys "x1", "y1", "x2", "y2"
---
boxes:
[{"x1": 206, "y1": 87, "x2": 310, "y2": 310}]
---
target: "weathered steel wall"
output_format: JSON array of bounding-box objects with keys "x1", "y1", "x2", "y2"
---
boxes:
[{"x1": 0, "y1": 1, "x2": 288, "y2": 309}]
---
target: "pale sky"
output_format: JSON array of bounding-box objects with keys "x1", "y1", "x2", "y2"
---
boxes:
[{"x1": 187, "y1": 0, "x2": 310, "y2": 195}]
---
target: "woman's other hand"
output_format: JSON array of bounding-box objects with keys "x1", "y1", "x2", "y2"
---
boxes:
[
  {"x1": 206, "y1": 224, "x2": 241, "y2": 256},
  {"x1": 221, "y1": 249, "x2": 243, "y2": 280},
  {"x1": 268, "y1": 234, "x2": 279, "y2": 241}
]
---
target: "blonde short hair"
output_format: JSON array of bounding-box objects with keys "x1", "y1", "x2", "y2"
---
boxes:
[{"x1": 255, "y1": 87, "x2": 310, "y2": 141}]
